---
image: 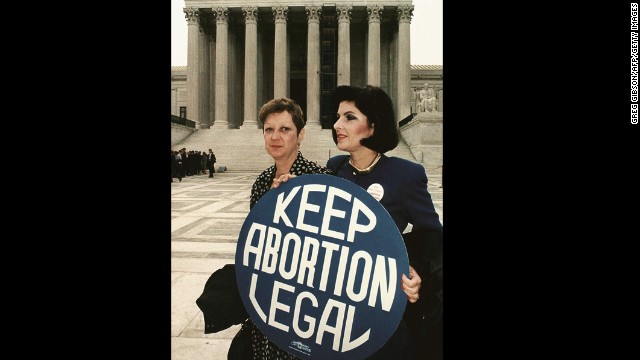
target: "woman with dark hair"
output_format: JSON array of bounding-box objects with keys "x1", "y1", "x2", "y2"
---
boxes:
[{"x1": 326, "y1": 85, "x2": 444, "y2": 360}]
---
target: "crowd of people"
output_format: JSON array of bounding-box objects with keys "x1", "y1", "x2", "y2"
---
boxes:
[
  {"x1": 194, "y1": 85, "x2": 443, "y2": 360},
  {"x1": 171, "y1": 148, "x2": 216, "y2": 182}
]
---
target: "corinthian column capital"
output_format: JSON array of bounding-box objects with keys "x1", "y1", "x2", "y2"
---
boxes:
[
  {"x1": 242, "y1": 6, "x2": 258, "y2": 24},
  {"x1": 397, "y1": 5, "x2": 414, "y2": 23},
  {"x1": 367, "y1": 5, "x2": 383, "y2": 23},
  {"x1": 184, "y1": 7, "x2": 199, "y2": 24},
  {"x1": 273, "y1": 6, "x2": 288, "y2": 23},
  {"x1": 214, "y1": 7, "x2": 229, "y2": 24},
  {"x1": 337, "y1": 4, "x2": 352, "y2": 23},
  {"x1": 305, "y1": 5, "x2": 322, "y2": 23}
]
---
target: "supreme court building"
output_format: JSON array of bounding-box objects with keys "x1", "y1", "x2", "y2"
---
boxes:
[{"x1": 179, "y1": 0, "x2": 426, "y2": 130}]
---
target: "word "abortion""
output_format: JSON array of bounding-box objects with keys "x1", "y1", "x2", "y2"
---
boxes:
[{"x1": 240, "y1": 184, "x2": 400, "y2": 352}]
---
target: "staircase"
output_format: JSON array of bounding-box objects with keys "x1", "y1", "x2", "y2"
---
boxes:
[{"x1": 172, "y1": 124, "x2": 418, "y2": 172}]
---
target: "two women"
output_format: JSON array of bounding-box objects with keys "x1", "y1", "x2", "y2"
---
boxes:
[{"x1": 243, "y1": 86, "x2": 443, "y2": 360}]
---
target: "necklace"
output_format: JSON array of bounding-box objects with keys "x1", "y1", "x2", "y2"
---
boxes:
[{"x1": 349, "y1": 153, "x2": 381, "y2": 174}]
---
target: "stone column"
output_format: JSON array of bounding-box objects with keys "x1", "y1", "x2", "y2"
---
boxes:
[
  {"x1": 199, "y1": 22, "x2": 211, "y2": 128},
  {"x1": 273, "y1": 6, "x2": 288, "y2": 98},
  {"x1": 438, "y1": 87, "x2": 443, "y2": 113},
  {"x1": 306, "y1": 5, "x2": 322, "y2": 128},
  {"x1": 396, "y1": 5, "x2": 413, "y2": 122},
  {"x1": 214, "y1": 7, "x2": 229, "y2": 128},
  {"x1": 336, "y1": 5, "x2": 352, "y2": 86},
  {"x1": 367, "y1": 5, "x2": 382, "y2": 86},
  {"x1": 242, "y1": 6, "x2": 258, "y2": 128},
  {"x1": 209, "y1": 33, "x2": 216, "y2": 126},
  {"x1": 185, "y1": 7, "x2": 200, "y2": 127}
]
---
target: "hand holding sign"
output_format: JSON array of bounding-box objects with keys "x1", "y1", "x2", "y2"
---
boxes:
[
  {"x1": 402, "y1": 266, "x2": 422, "y2": 303},
  {"x1": 272, "y1": 173, "x2": 297, "y2": 189},
  {"x1": 236, "y1": 174, "x2": 410, "y2": 360}
]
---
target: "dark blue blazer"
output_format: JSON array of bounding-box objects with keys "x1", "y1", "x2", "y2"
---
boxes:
[
  {"x1": 327, "y1": 154, "x2": 442, "y2": 233},
  {"x1": 328, "y1": 153, "x2": 443, "y2": 359}
]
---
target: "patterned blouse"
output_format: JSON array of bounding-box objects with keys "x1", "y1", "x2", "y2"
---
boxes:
[
  {"x1": 247, "y1": 151, "x2": 332, "y2": 359},
  {"x1": 250, "y1": 151, "x2": 333, "y2": 209}
]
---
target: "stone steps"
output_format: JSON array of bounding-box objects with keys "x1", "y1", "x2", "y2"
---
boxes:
[{"x1": 173, "y1": 125, "x2": 419, "y2": 172}]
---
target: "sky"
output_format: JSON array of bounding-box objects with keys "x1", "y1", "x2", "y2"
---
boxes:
[{"x1": 171, "y1": 0, "x2": 442, "y2": 66}]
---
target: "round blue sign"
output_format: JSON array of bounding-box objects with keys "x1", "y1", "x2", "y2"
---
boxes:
[{"x1": 235, "y1": 174, "x2": 409, "y2": 360}]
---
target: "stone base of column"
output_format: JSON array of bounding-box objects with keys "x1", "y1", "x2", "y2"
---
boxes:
[
  {"x1": 240, "y1": 121, "x2": 259, "y2": 130},
  {"x1": 304, "y1": 123, "x2": 323, "y2": 131},
  {"x1": 211, "y1": 122, "x2": 230, "y2": 129}
]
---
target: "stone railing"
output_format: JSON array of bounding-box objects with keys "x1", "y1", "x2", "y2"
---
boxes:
[
  {"x1": 171, "y1": 114, "x2": 196, "y2": 128},
  {"x1": 399, "y1": 113, "x2": 415, "y2": 128},
  {"x1": 398, "y1": 112, "x2": 443, "y2": 168}
]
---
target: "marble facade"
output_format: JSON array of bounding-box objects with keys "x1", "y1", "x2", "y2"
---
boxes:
[{"x1": 177, "y1": 0, "x2": 418, "y2": 129}]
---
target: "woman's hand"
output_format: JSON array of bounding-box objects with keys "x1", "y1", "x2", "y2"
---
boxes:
[
  {"x1": 401, "y1": 266, "x2": 422, "y2": 303},
  {"x1": 271, "y1": 173, "x2": 297, "y2": 189}
]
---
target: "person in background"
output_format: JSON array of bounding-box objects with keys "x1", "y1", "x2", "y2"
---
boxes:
[
  {"x1": 326, "y1": 85, "x2": 443, "y2": 360},
  {"x1": 175, "y1": 149, "x2": 184, "y2": 182},
  {"x1": 185, "y1": 149, "x2": 193, "y2": 176},
  {"x1": 201, "y1": 151, "x2": 207, "y2": 175},
  {"x1": 171, "y1": 149, "x2": 177, "y2": 182},
  {"x1": 207, "y1": 149, "x2": 216, "y2": 178}
]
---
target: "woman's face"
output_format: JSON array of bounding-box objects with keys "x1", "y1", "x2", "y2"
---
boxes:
[
  {"x1": 334, "y1": 100, "x2": 374, "y2": 153},
  {"x1": 263, "y1": 111, "x2": 304, "y2": 162}
]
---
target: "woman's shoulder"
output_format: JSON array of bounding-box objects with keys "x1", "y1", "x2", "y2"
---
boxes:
[
  {"x1": 254, "y1": 166, "x2": 275, "y2": 183},
  {"x1": 384, "y1": 155, "x2": 425, "y2": 171},
  {"x1": 382, "y1": 156, "x2": 428, "y2": 180},
  {"x1": 296, "y1": 155, "x2": 332, "y2": 175},
  {"x1": 327, "y1": 155, "x2": 349, "y2": 168}
]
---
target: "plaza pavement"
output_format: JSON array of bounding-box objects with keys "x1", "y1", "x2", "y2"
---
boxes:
[{"x1": 171, "y1": 169, "x2": 443, "y2": 360}]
